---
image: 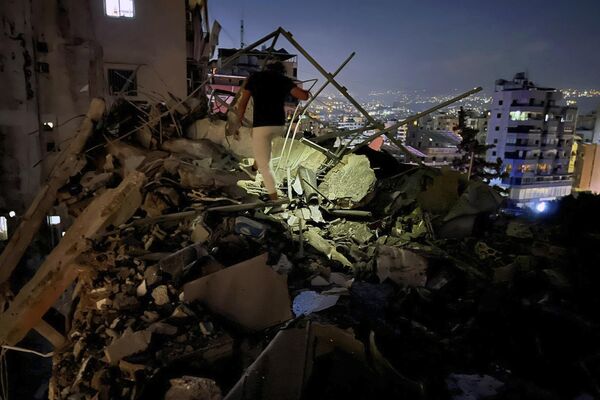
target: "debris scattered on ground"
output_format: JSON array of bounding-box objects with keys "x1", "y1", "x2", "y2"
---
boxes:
[{"x1": 2, "y1": 92, "x2": 600, "y2": 400}]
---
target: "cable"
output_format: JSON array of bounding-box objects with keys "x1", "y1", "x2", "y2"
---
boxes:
[
  {"x1": 1, "y1": 345, "x2": 53, "y2": 358},
  {"x1": 27, "y1": 114, "x2": 86, "y2": 136}
]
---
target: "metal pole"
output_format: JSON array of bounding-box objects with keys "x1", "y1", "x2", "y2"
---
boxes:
[
  {"x1": 279, "y1": 29, "x2": 383, "y2": 129},
  {"x1": 299, "y1": 52, "x2": 355, "y2": 113},
  {"x1": 353, "y1": 87, "x2": 483, "y2": 150},
  {"x1": 220, "y1": 29, "x2": 281, "y2": 69}
]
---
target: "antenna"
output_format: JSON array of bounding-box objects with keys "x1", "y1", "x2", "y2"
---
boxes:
[{"x1": 240, "y1": 18, "x2": 245, "y2": 48}]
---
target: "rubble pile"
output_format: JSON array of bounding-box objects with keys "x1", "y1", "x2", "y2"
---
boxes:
[{"x1": 4, "y1": 95, "x2": 600, "y2": 400}]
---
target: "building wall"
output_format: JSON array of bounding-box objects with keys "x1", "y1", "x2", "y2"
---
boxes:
[
  {"x1": 575, "y1": 105, "x2": 600, "y2": 144},
  {"x1": 90, "y1": 0, "x2": 187, "y2": 102},
  {"x1": 0, "y1": 0, "x2": 191, "y2": 212},
  {"x1": 574, "y1": 144, "x2": 600, "y2": 193},
  {"x1": 0, "y1": 0, "x2": 44, "y2": 211}
]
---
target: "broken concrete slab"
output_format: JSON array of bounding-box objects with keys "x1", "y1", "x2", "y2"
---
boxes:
[
  {"x1": 186, "y1": 118, "x2": 254, "y2": 158},
  {"x1": 328, "y1": 220, "x2": 374, "y2": 244},
  {"x1": 183, "y1": 253, "x2": 292, "y2": 331},
  {"x1": 318, "y1": 154, "x2": 376, "y2": 208},
  {"x1": 161, "y1": 138, "x2": 228, "y2": 164},
  {"x1": 0, "y1": 98, "x2": 105, "y2": 286},
  {"x1": 105, "y1": 328, "x2": 152, "y2": 365},
  {"x1": 107, "y1": 141, "x2": 148, "y2": 176},
  {"x1": 0, "y1": 171, "x2": 146, "y2": 346},
  {"x1": 376, "y1": 246, "x2": 428, "y2": 287}
]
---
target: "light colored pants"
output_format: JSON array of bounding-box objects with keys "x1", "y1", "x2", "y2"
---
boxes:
[{"x1": 252, "y1": 126, "x2": 284, "y2": 195}]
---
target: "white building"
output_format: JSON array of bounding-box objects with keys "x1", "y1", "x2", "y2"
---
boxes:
[
  {"x1": 485, "y1": 73, "x2": 577, "y2": 208},
  {"x1": 575, "y1": 105, "x2": 600, "y2": 144}
]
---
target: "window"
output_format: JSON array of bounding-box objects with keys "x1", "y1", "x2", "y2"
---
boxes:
[
  {"x1": 495, "y1": 126, "x2": 499, "y2": 131},
  {"x1": 493, "y1": 139, "x2": 498, "y2": 144},
  {"x1": 520, "y1": 164, "x2": 534, "y2": 173},
  {"x1": 108, "y1": 68, "x2": 137, "y2": 96},
  {"x1": 492, "y1": 151, "x2": 497, "y2": 156},
  {"x1": 497, "y1": 113, "x2": 502, "y2": 118},
  {"x1": 0, "y1": 216, "x2": 7, "y2": 241},
  {"x1": 104, "y1": 0, "x2": 135, "y2": 18},
  {"x1": 510, "y1": 111, "x2": 528, "y2": 121},
  {"x1": 499, "y1": 100, "x2": 503, "y2": 105}
]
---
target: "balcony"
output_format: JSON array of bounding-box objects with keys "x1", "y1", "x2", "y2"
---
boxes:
[
  {"x1": 507, "y1": 126, "x2": 543, "y2": 134},
  {"x1": 505, "y1": 142, "x2": 540, "y2": 149},
  {"x1": 504, "y1": 151, "x2": 539, "y2": 160},
  {"x1": 510, "y1": 102, "x2": 546, "y2": 109}
]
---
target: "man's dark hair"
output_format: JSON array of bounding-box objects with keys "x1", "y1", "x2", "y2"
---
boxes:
[{"x1": 266, "y1": 61, "x2": 286, "y2": 75}]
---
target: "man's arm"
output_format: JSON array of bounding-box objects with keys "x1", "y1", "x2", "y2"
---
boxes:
[
  {"x1": 291, "y1": 86, "x2": 310, "y2": 101},
  {"x1": 236, "y1": 89, "x2": 252, "y2": 121}
]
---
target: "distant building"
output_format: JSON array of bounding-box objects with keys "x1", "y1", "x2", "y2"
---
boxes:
[
  {"x1": 485, "y1": 73, "x2": 577, "y2": 208},
  {"x1": 573, "y1": 144, "x2": 600, "y2": 193},
  {"x1": 418, "y1": 111, "x2": 459, "y2": 132},
  {"x1": 405, "y1": 128, "x2": 462, "y2": 166},
  {"x1": 337, "y1": 115, "x2": 366, "y2": 131},
  {"x1": 463, "y1": 109, "x2": 488, "y2": 134},
  {"x1": 0, "y1": 0, "x2": 217, "y2": 211},
  {"x1": 575, "y1": 105, "x2": 600, "y2": 144}
]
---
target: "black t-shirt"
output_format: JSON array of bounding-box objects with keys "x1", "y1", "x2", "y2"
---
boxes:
[{"x1": 245, "y1": 70, "x2": 295, "y2": 127}]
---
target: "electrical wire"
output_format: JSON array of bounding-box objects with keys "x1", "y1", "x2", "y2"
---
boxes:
[
  {"x1": 27, "y1": 114, "x2": 86, "y2": 136},
  {"x1": 1, "y1": 345, "x2": 53, "y2": 358}
]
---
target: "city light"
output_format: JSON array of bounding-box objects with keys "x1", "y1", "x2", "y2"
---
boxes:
[{"x1": 535, "y1": 202, "x2": 548, "y2": 213}]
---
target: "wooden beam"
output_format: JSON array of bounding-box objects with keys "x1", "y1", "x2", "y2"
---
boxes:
[
  {"x1": 0, "y1": 98, "x2": 106, "y2": 285},
  {"x1": 34, "y1": 319, "x2": 66, "y2": 349},
  {"x1": 0, "y1": 171, "x2": 146, "y2": 346}
]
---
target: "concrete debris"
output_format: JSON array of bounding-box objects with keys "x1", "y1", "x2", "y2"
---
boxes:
[
  {"x1": 105, "y1": 328, "x2": 152, "y2": 365},
  {"x1": 376, "y1": 246, "x2": 428, "y2": 287},
  {"x1": 310, "y1": 275, "x2": 330, "y2": 287},
  {"x1": 151, "y1": 285, "x2": 170, "y2": 306},
  {"x1": 165, "y1": 376, "x2": 222, "y2": 400},
  {"x1": 446, "y1": 374, "x2": 504, "y2": 400},
  {"x1": 318, "y1": 154, "x2": 376, "y2": 208},
  {"x1": 4, "y1": 80, "x2": 595, "y2": 400},
  {"x1": 184, "y1": 253, "x2": 292, "y2": 331},
  {"x1": 305, "y1": 228, "x2": 353, "y2": 268}
]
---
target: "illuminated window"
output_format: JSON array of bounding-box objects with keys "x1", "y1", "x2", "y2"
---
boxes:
[
  {"x1": 537, "y1": 163, "x2": 549, "y2": 173},
  {"x1": 509, "y1": 111, "x2": 528, "y2": 121},
  {"x1": 47, "y1": 216, "x2": 61, "y2": 226},
  {"x1": 0, "y1": 216, "x2": 7, "y2": 241},
  {"x1": 520, "y1": 164, "x2": 534, "y2": 173},
  {"x1": 104, "y1": 0, "x2": 135, "y2": 18}
]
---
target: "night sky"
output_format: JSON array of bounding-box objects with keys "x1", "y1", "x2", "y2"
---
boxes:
[{"x1": 210, "y1": 0, "x2": 600, "y2": 97}]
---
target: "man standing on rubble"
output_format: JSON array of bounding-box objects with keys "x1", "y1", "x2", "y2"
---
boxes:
[{"x1": 234, "y1": 61, "x2": 310, "y2": 200}]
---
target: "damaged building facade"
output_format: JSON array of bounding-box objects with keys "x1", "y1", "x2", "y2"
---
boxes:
[{"x1": 0, "y1": 0, "x2": 218, "y2": 212}]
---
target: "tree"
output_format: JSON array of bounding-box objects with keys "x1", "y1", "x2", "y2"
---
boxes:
[{"x1": 453, "y1": 107, "x2": 505, "y2": 182}]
